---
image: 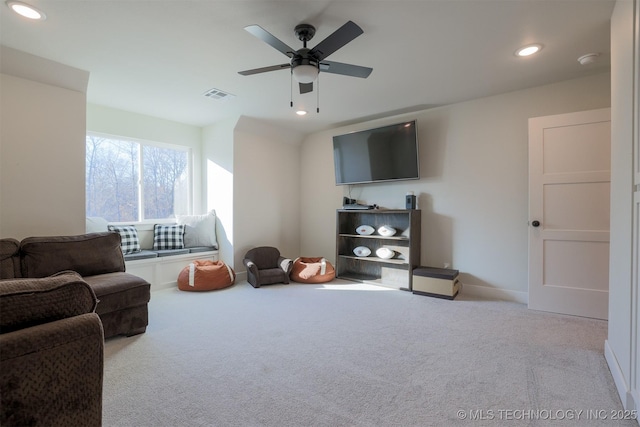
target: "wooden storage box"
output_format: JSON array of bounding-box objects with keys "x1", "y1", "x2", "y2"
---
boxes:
[{"x1": 412, "y1": 267, "x2": 460, "y2": 300}]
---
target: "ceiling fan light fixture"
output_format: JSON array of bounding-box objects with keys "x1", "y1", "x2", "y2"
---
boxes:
[
  {"x1": 292, "y1": 64, "x2": 319, "y2": 84},
  {"x1": 515, "y1": 44, "x2": 542, "y2": 57},
  {"x1": 6, "y1": 1, "x2": 46, "y2": 20},
  {"x1": 296, "y1": 110, "x2": 307, "y2": 116}
]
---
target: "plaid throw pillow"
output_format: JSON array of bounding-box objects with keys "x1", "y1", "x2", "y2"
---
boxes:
[
  {"x1": 153, "y1": 224, "x2": 185, "y2": 250},
  {"x1": 108, "y1": 225, "x2": 141, "y2": 254}
]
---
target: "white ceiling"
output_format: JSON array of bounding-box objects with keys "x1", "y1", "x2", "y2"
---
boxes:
[{"x1": 0, "y1": 0, "x2": 614, "y2": 135}]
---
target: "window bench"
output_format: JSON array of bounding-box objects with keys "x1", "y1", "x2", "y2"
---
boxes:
[
  {"x1": 125, "y1": 247, "x2": 219, "y2": 291},
  {"x1": 108, "y1": 219, "x2": 220, "y2": 292}
]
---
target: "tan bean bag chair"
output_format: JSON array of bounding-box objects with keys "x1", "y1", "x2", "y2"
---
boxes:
[
  {"x1": 178, "y1": 260, "x2": 235, "y2": 291},
  {"x1": 290, "y1": 257, "x2": 335, "y2": 284}
]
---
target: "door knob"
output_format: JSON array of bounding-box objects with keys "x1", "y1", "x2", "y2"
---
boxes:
[{"x1": 531, "y1": 220, "x2": 540, "y2": 227}]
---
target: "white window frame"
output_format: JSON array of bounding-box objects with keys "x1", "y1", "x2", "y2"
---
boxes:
[{"x1": 86, "y1": 132, "x2": 193, "y2": 224}]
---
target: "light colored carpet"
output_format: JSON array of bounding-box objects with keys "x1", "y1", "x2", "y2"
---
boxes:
[{"x1": 103, "y1": 280, "x2": 634, "y2": 426}]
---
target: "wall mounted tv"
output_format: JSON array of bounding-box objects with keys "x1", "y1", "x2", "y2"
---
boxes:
[{"x1": 333, "y1": 120, "x2": 419, "y2": 185}]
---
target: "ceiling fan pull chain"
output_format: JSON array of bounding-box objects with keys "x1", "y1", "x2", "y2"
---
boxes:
[
  {"x1": 317, "y1": 75, "x2": 320, "y2": 113},
  {"x1": 290, "y1": 71, "x2": 293, "y2": 108}
]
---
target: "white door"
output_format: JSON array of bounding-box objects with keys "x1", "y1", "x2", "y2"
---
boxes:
[{"x1": 528, "y1": 108, "x2": 611, "y2": 319}]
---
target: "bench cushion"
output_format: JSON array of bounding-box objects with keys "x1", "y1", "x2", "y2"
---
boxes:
[
  {"x1": 188, "y1": 246, "x2": 217, "y2": 254},
  {"x1": 124, "y1": 250, "x2": 159, "y2": 261},
  {"x1": 155, "y1": 248, "x2": 190, "y2": 257},
  {"x1": 413, "y1": 267, "x2": 459, "y2": 280}
]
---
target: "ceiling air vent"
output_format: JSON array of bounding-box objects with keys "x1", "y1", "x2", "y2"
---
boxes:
[{"x1": 203, "y1": 88, "x2": 235, "y2": 101}]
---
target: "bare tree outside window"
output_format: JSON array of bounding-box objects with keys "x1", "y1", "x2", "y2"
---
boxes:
[
  {"x1": 143, "y1": 146, "x2": 188, "y2": 219},
  {"x1": 86, "y1": 135, "x2": 190, "y2": 222}
]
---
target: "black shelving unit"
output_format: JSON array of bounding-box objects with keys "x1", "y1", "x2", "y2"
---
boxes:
[{"x1": 335, "y1": 209, "x2": 421, "y2": 291}]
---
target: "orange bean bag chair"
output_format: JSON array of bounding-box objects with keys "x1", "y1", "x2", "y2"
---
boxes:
[
  {"x1": 290, "y1": 257, "x2": 335, "y2": 283},
  {"x1": 178, "y1": 260, "x2": 235, "y2": 291}
]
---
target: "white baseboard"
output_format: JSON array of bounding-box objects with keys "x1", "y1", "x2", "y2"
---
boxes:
[
  {"x1": 632, "y1": 389, "x2": 640, "y2": 415},
  {"x1": 604, "y1": 339, "x2": 637, "y2": 411},
  {"x1": 235, "y1": 270, "x2": 247, "y2": 282},
  {"x1": 460, "y1": 282, "x2": 528, "y2": 304}
]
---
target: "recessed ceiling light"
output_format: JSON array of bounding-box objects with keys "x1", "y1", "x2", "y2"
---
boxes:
[
  {"x1": 296, "y1": 110, "x2": 307, "y2": 116},
  {"x1": 515, "y1": 44, "x2": 542, "y2": 57},
  {"x1": 6, "y1": 1, "x2": 46, "y2": 20}
]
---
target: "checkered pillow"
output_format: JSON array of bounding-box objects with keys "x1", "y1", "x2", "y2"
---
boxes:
[
  {"x1": 108, "y1": 225, "x2": 141, "y2": 255},
  {"x1": 153, "y1": 224, "x2": 185, "y2": 250}
]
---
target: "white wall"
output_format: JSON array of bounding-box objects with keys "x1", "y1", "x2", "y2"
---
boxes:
[
  {"x1": 233, "y1": 116, "x2": 303, "y2": 272},
  {"x1": 606, "y1": 0, "x2": 638, "y2": 412},
  {"x1": 300, "y1": 72, "x2": 611, "y2": 302},
  {"x1": 0, "y1": 73, "x2": 87, "y2": 239},
  {"x1": 203, "y1": 117, "x2": 237, "y2": 268}
]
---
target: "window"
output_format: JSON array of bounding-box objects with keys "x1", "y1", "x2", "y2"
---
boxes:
[{"x1": 86, "y1": 134, "x2": 190, "y2": 222}]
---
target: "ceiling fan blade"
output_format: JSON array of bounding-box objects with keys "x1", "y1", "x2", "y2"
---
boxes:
[
  {"x1": 309, "y1": 21, "x2": 364, "y2": 61},
  {"x1": 299, "y1": 82, "x2": 313, "y2": 94},
  {"x1": 244, "y1": 25, "x2": 295, "y2": 58},
  {"x1": 238, "y1": 63, "x2": 291, "y2": 76},
  {"x1": 320, "y1": 61, "x2": 372, "y2": 78}
]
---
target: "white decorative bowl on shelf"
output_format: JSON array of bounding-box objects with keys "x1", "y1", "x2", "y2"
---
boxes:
[
  {"x1": 353, "y1": 246, "x2": 371, "y2": 257},
  {"x1": 377, "y1": 225, "x2": 396, "y2": 237},
  {"x1": 375, "y1": 247, "x2": 395, "y2": 259},
  {"x1": 355, "y1": 225, "x2": 375, "y2": 235}
]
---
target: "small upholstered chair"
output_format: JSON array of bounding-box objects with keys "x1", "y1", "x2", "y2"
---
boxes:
[{"x1": 243, "y1": 246, "x2": 293, "y2": 288}]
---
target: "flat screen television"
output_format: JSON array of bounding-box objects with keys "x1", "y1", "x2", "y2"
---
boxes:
[{"x1": 332, "y1": 120, "x2": 419, "y2": 185}]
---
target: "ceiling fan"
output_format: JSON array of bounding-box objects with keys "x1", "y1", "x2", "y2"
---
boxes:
[{"x1": 238, "y1": 21, "x2": 373, "y2": 95}]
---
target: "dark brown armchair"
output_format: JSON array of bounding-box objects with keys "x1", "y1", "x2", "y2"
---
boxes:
[
  {"x1": 0, "y1": 271, "x2": 104, "y2": 426},
  {"x1": 243, "y1": 246, "x2": 293, "y2": 288}
]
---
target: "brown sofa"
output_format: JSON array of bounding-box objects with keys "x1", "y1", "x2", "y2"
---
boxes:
[
  {"x1": 0, "y1": 232, "x2": 151, "y2": 339},
  {"x1": 0, "y1": 271, "x2": 104, "y2": 426}
]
